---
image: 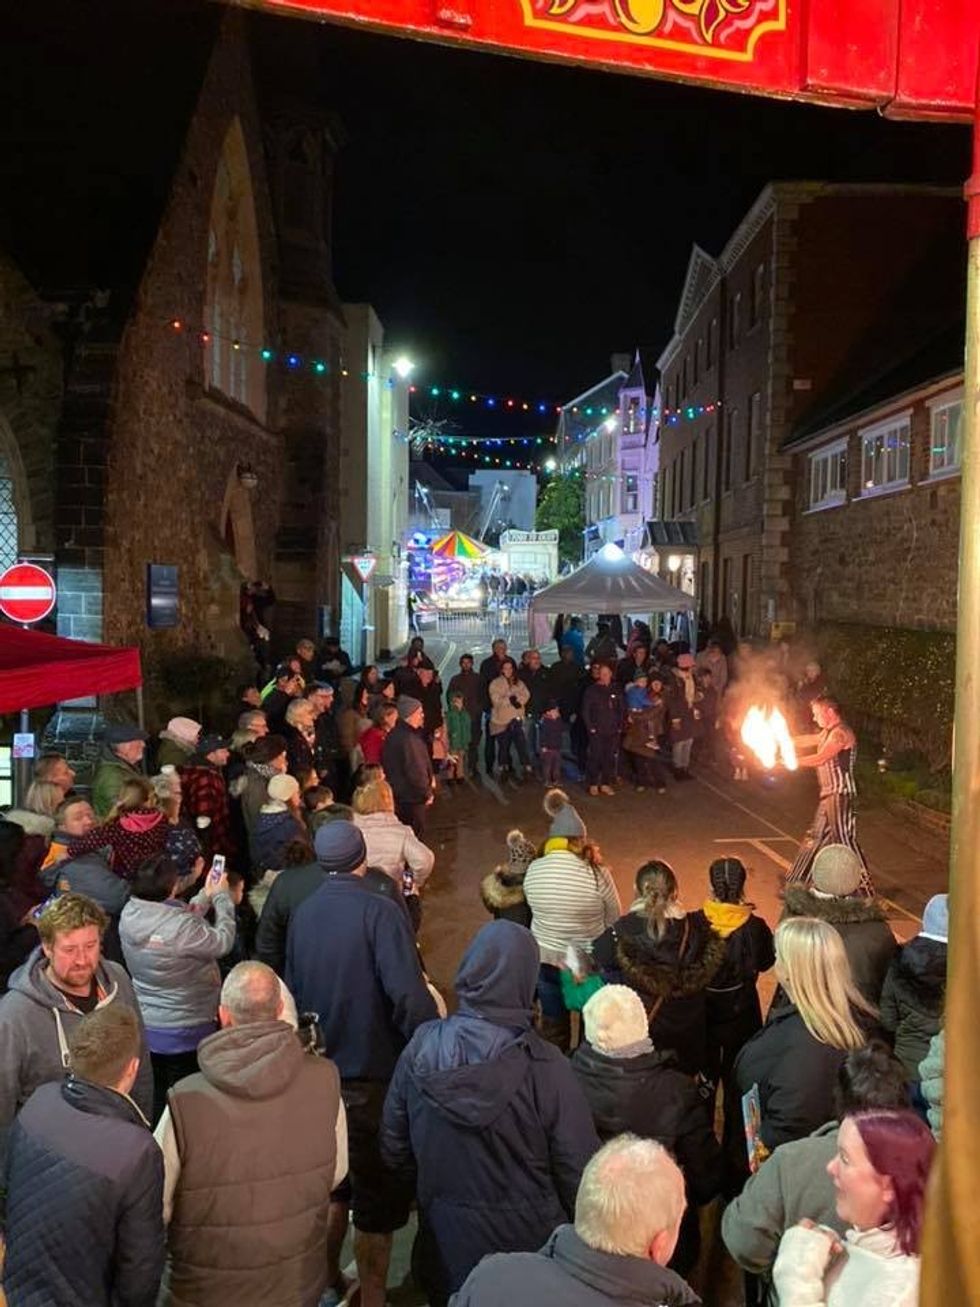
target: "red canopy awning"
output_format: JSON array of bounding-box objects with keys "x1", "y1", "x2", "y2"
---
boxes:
[{"x1": 0, "y1": 623, "x2": 142, "y2": 714}]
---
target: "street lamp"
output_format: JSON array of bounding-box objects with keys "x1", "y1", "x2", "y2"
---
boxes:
[
  {"x1": 543, "y1": 457, "x2": 557, "y2": 473},
  {"x1": 392, "y1": 356, "x2": 415, "y2": 379},
  {"x1": 667, "y1": 554, "x2": 682, "y2": 573}
]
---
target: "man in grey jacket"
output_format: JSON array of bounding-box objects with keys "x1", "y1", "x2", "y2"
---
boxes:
[
  {"x1": 721, "y1": 1042, "x2": 909, "y2": 1298},
  {"x1": 0, "y1": 891, "x2": 152, "y2": 1168}
]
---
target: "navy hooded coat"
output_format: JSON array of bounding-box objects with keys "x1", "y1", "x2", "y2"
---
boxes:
[{"x1": 380, "y1": 920, "x2": 599, "y2": 1304}]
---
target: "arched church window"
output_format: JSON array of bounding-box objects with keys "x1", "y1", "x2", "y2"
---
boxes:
[
  {"x1": 0, "y1": 452, "x2": 19, "y2": 571},
  {"x1": 203, "y1": 119, "x2": 266, "y2": 420}
]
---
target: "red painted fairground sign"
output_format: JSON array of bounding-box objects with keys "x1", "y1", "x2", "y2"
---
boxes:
[{"x1": 256, "y1": 0, "x2": 978, "y2": 120}]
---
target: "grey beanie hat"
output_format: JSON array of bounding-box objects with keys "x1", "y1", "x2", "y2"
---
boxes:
[
  {"x1": 397, "y1": 695, "x2": 423, "y2": 720},
  {"x1": 549, "y1": 801, "x2": 587, "y2": 841},
  {"x1": 811, "y1": 843, "x2": 864, "y2": 897}
]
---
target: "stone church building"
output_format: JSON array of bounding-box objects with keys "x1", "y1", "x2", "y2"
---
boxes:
[{"x1": 0, "y1": 0, "x2": 348, "y2": 696}]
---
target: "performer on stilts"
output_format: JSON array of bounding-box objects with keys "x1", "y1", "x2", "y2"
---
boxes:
[{"x1": 788, "y1": 695, "x2": 873, "y2": 894}]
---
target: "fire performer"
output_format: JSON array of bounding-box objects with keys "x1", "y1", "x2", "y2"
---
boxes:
[{"x1": 787, "y1": 695, "x2": 873, "y2": 894}]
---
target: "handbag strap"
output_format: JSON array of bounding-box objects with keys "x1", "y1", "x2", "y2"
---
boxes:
[{"x1": 645, "y1": 915, "x2": 691, "y2": 1024}]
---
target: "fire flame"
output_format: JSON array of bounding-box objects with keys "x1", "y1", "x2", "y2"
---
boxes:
[{"x1": 740, "y1": 706, "x2": 798, "y2": 772}]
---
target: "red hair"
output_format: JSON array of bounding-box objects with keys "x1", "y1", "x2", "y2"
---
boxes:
[{"x1": 849, "y1": 1109, "x2": 935, "y2": 1255}]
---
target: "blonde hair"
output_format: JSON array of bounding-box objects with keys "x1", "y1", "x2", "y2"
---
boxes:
[
  {"x1": 108, "y1": 777, "x2": 157, "y2": 820},
  {"x1": 229, "y1": 727, "x2": 256, "y2": 751},
  {"x1": 25, "y1": 780, "x2": 64, "y2": 819},
  {"x1": 775, "y1": 916, "x2": 876, "y2": 1050},
  {"x1": 352, "y1": 778, "x2": 395, "y2": 816},
  {"x1": 630, "y1": 861, "x2": 681, "y2": 941},
  {"x1": 575, "y1": 1135, "x2": 685, "y2": 1257}
]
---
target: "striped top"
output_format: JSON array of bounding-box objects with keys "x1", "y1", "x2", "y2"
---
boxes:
[
  {"x1": 816, "y1": 728, "x2": 857, "y2": 798},
  {"x1": 523, "y1": 849, "x2": 623, "y2": 967}
]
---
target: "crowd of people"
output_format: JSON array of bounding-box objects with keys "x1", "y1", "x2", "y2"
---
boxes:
[{"x1": 0, "y1": 627, "x2": 949, "y2": 1307}]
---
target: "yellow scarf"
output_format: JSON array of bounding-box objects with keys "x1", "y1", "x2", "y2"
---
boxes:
[
  {"x1": 543, "y1": 837, "x2": 571, "y2": 855},
  {"x1": 703, "y1": 898, "x2": 752, "y2": 938}
]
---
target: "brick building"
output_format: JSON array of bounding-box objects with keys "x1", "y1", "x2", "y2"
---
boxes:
[
  {"x1": 655, "y1": 183, "x2": 964, "y2": 636},
  {"x1": 0, "y1": 0, "x2": 354, "y2": 704}
]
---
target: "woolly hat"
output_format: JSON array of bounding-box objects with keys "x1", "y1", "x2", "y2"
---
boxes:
[
  {"x1": 582, "y1": 984, "x2": 649, "y2": 1053},
  {"x1": 543, "y1": 788, "x2": 587, "y2": 840},
  {"x1": 397, "y1": 695, "x2": 423, "y2": 720},
  {"x1": 920, "y1": 893, "x2": 948, "y2": 944},
  {"x1": 811, "y1": 843, "x2": 864, "y2": 897},
  {"x1": 506, "y1": 829, "x2": 537, "y2": 876},
  {"x1": 195, "y1": 732, "x2": 229, "y2": 759},
  {"x1": 314, "y1": 819, "x2": 367, "y2": 875},
  {"x1": 164, "y1": 717, "x2": 202, "y2": 748},
  {"x1": 267, "y1": 774, "x2": 299, "y2": 804}
]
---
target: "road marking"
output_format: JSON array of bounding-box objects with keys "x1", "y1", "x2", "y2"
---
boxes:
[
  {"x1": 700, "y1": 776, "x2": 922, "y2": 924},
  {"x1": 714, "y1": 837, "x2": 793, "y2": 871}
]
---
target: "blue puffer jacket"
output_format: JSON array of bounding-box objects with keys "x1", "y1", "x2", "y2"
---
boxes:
[
  {"x1": 381, "y1": 921, "x2": 599, "y2": 1303},
  {"x1": 3, "y1": 1076, "x2": 165, "y2": 1305},
  {"x1": 251, "y1": 806, "x2": 306, "y2": 872}
]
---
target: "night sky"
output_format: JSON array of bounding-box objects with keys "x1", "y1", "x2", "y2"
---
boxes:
[{"x1": 318, "y1": 20, "x2": 970, "y2": 416}]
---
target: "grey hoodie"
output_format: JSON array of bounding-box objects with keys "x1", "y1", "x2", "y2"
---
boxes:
[
  {"x1": 0, "y1": 946, "x2": 152, "y2": 1167},
  {"x1": 120, "y1": 892, "x2": 236, "y2": 1034}
]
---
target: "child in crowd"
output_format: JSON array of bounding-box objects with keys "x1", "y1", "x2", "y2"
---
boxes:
[
  {"x1": 538, "y1": 699, "x2": 564, "y2": 786},
  {"x1": 446, "y1": 690, "x2": 472, "y2": 785},
  {"x1": 481, "y1": 828, "x2": 535, "y2": 928}
]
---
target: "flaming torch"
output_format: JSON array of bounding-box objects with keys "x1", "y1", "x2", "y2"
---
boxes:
[{"x1": 740, "y1": 706, "x2": 798, "y2": 772}]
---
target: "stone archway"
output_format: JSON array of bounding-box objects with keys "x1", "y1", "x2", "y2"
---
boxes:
[{"x1": 0, "y1": 409, "x2": 35, "y2": 566}]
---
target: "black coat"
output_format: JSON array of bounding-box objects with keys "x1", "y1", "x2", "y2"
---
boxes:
[
  {"x1": 571, "y1": 1042, "x2": 722, "y2": 1203},
  {"x1": 518, "y1": 665, "x2": 551, "y2": 717},
  {"x1": 781, "y1": 885, "x2": 897, "y2": 1005},
  {"x1": 480, "y1": 870, "x2": 532, "y2": 929},
  {"x1": 593, "y1": 912, "x2": 726, "y2": 1075},
  {"x1": 879, "y1": 935, "x2": 947, "y2": 1078},
  {"x1": 254, "y1": 861, "x2": 326, "y2": 976},
  {"x1": 282, "y1": 723, "x2": 316, "y2": 780},
  {"x1": 580, "y1": 681, "x2": 625, "y2": 738},
  {"x1": 547, "y1": 660, "x2": 585, "y2": 720},
  {"x1": 382, "y1": 720, "x2": 433, "y2": 806},
  {"x1": 381, "y1": 921, "x2": 598, "y2": 1303},
  {"x1": 706, "y1": 913, "x2": 776, "y2": 1028},
  {"x1": 733, "y1": 1001, "x2": 854, "y2": 1152},
  {"x1": 4, "y1": 1076, "x2": 165, "y2": 1306}
]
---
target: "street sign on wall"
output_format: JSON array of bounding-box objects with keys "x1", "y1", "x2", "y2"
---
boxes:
[
  {"x1": 253, "y1": 0, "x2": 978, "y2": 120},
  {"x1": 0, "y1": 563, "x2": 56, "y2": 625}
]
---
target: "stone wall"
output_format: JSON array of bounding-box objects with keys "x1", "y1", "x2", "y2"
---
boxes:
[{"x1": 790, "y1": 389, "x2": 961, "y2": 632}]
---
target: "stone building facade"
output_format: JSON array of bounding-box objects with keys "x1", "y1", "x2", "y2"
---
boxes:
[
  {"x1": 0, "y1": 2, "x2": 353, "y2": 713},
  {"x1": 656, "y1": 183, "x2": 964, "y2": 637}
]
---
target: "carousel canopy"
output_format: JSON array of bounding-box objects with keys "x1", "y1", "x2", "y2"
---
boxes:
[{"x1": 430, "y1": 529, "x2": 489, "y2": 560}]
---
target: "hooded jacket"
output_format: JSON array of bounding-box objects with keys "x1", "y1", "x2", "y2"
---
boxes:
[
  {"x1": 781, "y1": 885, "x2": 896, "y2": 1006},
  {"x1": 120, "y1": 892, "x2": 236, "y2": 1042},
  {"x1": 251, "y1": 804, "x2": 307, "y2": 873},
  {"x1": 592, "y1": 911, "x2": 726, "y2": 1076},
  {"x1": 38, "y1": 851, "x2": 130, "y2": 964},
  {"x1": 68, "y1": 807, "x2": 170, "y2": 879},
  {"x1": 879, "y1": 935, "x2": 947, "y2": 1078},
  {"x1": 160, "y1": 1020, "x2": 342, "y2": 1307},
  {"x1": 0, "y1": 946, "x2": 152, "y2": 1167},
  {"x1": 450, "y1": 1224, "x2": 702, "y2": 1307},
  {"x1": 4, "y1": 1076, "x2": 164, "y2": 1307},
  {"x1": 381, "y1": 921, "x2": 599, "y2": 1302},
  {"x1": 480, "y1": 869, "x2": 532, "y2": 928}
]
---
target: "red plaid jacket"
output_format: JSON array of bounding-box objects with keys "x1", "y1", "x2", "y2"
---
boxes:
[{"x1": 178, "y1": 764, "x2": 238, "y2": 863}]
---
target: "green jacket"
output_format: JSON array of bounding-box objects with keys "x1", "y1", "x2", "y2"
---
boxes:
[
  {"x1": 446, "y1": 705, "x2": 472, "y2": 753},
  {"x1": 91, "y1": 751, "x2": 144, "y2": 819},
  {"x1": 919, "y1": 1027, "x2": 944, "y2": 1138},
  {"x1": 721, "y1": 1121, "x2": 842, "y2": 1295}
]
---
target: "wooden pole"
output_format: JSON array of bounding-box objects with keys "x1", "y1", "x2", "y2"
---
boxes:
[{"x1": 920, "y1": 54, "x2": 980, "y2": 1304}]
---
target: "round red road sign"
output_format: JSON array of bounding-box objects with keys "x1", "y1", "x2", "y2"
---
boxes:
[{"x1": 0, "y1": 562, "x2": 57, "y2": 624}]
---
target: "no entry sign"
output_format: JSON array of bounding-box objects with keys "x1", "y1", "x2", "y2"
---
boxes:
[{"x1": 0, "y1": 562, "x2": 57, "y2": 625}]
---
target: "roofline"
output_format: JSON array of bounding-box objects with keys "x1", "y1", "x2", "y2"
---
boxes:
[
  {"x1": 561, "y1": 371, "x2": 628, "y2": 409},
  {"x1": 784, "y1": 367, "x2": 964, "y2": 453}
]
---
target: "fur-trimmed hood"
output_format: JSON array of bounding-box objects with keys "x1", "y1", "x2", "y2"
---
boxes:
[
  {"x1": 783, "y1": 884, "x2": 887, "y2": 926},
  {"x1": 614, "y1": 913, "x2": 727, "y2": 1000},
  {"x1": 480, "y1": 870, "x2": 527, "y2": 913}
]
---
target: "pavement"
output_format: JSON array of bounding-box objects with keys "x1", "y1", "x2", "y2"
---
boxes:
[{"x1": 360, "y1": 625, "x2": 950, "y2": 1306}]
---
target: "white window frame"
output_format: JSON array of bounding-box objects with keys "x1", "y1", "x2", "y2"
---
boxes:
[
  {"x1": 622, "y1": 472, "x2": 639, "y2": 514},
  {"x1": 807, "y1": 437, "x2": 848, "y2": 511},
  {"x1": 859, "y1": 411, "x2": 912, "y2": 498},
  {"x1": 927, "y1": 387, "x2": 964, "y2": 479}
]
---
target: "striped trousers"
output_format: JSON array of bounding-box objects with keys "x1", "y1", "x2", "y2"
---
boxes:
[{"x1": 787, "y1": 792, "x2": 874, "y2": 895}]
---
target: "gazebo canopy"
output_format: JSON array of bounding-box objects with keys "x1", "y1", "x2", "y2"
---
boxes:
[
  {"x1": 0, "y1": 624, "x2": 142, "y2": 714},
  {"x1": 528, "y1": 545, "x2": 693, "y2": 645}
]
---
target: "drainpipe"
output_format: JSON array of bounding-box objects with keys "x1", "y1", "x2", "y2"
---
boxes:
[{"x1": 920, "y1": 55, "x2": 980, "y2": 1303}]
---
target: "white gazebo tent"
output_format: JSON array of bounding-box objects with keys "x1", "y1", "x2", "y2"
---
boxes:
[{"x1": 528, "y1": 543, "x2": 695, "y2": 648}]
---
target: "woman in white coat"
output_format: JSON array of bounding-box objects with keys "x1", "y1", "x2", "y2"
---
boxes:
[
  {"x1": 772, "y1": 1108, "x2": 935, "y2": 1306},
  {"x1": 488, "y1": 657, "x2": 530, "y2": 780},
  {"x1": 352, "y1": 778, "x2": 434, "y2": 928}
]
